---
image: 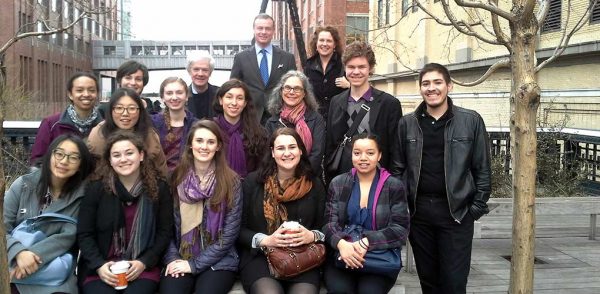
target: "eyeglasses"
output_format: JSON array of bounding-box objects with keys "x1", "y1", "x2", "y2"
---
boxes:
[
  {"x1": 282, "y1": 85, "x2": 304, "y2": 94},
  {"x1": 112, "y1": 105, "x2": 140, "y2": 114},
  {"x1": 52, "y1": 149, "x2": 81, "y2": 164}
]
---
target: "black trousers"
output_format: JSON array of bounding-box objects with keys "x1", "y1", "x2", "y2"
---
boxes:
[
  {"x1": 409, "y1": 196, "x2": 474, "y2": 294},
  {"x1": 159, "y1": 269, "x2": 236, "y2": 294},
  {"x1": 82, "y1": 278, "x2": 157, "y2": 294},
  {"x1": 323, "y1": 259, "x2": 397, "y2": 294}
]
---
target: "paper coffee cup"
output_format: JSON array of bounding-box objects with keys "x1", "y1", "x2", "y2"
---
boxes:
[
  {"x1": 110, "y1": 261, "x2": 130, "y2": 290},
  {"x1": 282, "y1": 221, "x2": 300, "y2": 233}
]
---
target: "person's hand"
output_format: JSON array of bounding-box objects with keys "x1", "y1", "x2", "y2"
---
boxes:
[
  {"x1": 260, "y1": 226, "x2": 290, "y2": 248},
  {"x1": 351, "y1": 237, "x2": 369, "y2": 258},
  {"x1": 10, "y1": 266, "x2": 28, "y2": 280},
  {"x1": 282, "y1": 225, "x2": 314, "y2": 247},
  {"x1": 96, "y1": 261, "x2": 118, "y2": 287},
  {"x1": 335, "y1": 76, "x2": 350, "y2": 89},
  {"x1": 164, "y1": 259, "x2": 191, "y2": 278},
  {"x1": 126, "y1": 260, "x2": 146, "y2": 281},
  {"x1": 337, "y1": 239, "x2": 365, "y2": 269},
  {"x1": 15, "y1": 250, "x2": 42, "y2": 278}
]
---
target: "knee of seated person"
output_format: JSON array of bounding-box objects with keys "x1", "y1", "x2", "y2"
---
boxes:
[{"x1": 251, "y1": 277, "x2": 284, "y2": 294}]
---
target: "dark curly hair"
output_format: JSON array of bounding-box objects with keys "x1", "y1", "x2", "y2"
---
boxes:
[
  {"x1": 257, "y1": 128, "x2": 313, "y2": 183},
  {"x1": 96, "y1": 130, "x2": 160, "y2": 201}
]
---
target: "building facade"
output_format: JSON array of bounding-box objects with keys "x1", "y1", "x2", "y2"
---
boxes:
[
  {"x1": 271, "y1": 0, "x2": 369, "y2": 62},
  {"x1": 0, "y1": 0, "x2": 120, "y2": 119},
  {"x1": 367, "y1": 0, "x2": 600, "y2": 130}
]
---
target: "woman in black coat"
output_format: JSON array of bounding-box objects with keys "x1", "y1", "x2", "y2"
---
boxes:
[
  {"x1": 238, "y1": 128, "x2": 326, "y2": 294},
  {"x1": 77, "y1": 131, "x2": 173, "y2": 293}
]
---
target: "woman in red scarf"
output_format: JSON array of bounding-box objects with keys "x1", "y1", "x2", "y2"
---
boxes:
[
  {"x1": 238, "y1": 128, "x2": 326, "y2": 294},
  {"x1": 265, "y1": 71, "x2": 326, "y2": 177}
]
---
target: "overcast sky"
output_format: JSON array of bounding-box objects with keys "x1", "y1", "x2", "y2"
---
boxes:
[{"x1": 130, "y1": 0, "x2": 268, "y2": 41}]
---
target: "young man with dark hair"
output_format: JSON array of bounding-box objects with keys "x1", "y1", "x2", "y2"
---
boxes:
[
  {"x1": 394, "y1": 62, "x2": 491, "y2": 293},
  {"x1": 325, "y1": 41, "x2": 402, "y2": 181}
]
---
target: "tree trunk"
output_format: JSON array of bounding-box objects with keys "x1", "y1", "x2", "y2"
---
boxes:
[
  {"x1": 508, "y1": 13, "x2": 540, "y2": 294},
  {"x1": 0, "y1": 62, "x2": 10, "y2": 294}
]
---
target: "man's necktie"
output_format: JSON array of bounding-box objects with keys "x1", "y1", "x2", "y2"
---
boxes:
[{"x1": 260, "y1": 49, "x2": 269, "y2": 86}]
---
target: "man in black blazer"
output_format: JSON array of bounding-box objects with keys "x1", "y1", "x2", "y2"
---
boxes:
[{"x1": 230, "y1": 13, "x2": 296, "y2": 124}]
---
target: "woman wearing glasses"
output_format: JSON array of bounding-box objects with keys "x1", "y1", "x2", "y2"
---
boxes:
[
  {"x1": 151, "y1": 77, "x2": 197, "y2": 172},
  {"x1": 4, "y1": 134, "x2": 94, "y2": 294},
  {"x1": 265, "y1": 71, "x2": 325, "y2": 176},
  {"x1": 30, "y1": 72, "x2": 103, "y2": 166},
  {"x1": 77, "y1": 131, "x2": 173, "y2": 294},
  {"x1": 87, "y1": 88, "x2": 168, "y2": 176}
]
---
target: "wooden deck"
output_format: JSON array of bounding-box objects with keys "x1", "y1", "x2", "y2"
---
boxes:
[{"x1": 397, "y1": 214, "x2": 600, "y2": 293}]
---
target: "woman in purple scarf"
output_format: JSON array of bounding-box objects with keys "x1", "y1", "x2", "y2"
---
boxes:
[
  {"x1": 160, "y1": 120, "x2": 242, "y2": 294},
  {"x1": 213, "y1": 79, "x2": 268, "y2": 178}
]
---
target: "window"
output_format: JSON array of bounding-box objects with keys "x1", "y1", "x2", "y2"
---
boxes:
[
  {"x1": 131, "y1": 46, "x2": 143, "y2": 55},
  {"x1": 104, "y1": 46, "x2": 116, "y2": 55},
  {"x1": 213, "y1": 45, "x2": 225, "y2": 56},
  {"x1": 378, "y1": 0, "x2": 384, "y2": 27},
  {"x1": 542, "y1": 0, "x2": 561, "y2": 32},
  {"x1": 171, "y1": 46, "x2": 184, "y2": 55},
  {"x1": 158, "y1": 45, "x2": 169, "y2": 55},
  {"x1": 346, "y1": 15, "x2": 369, "y2": 44},
  {"x1": 591, "y1": 0, "x2": 600, "y2": 24},
  {"x1": 402, "y1": 0, "x2": 409, "y2": 16}
]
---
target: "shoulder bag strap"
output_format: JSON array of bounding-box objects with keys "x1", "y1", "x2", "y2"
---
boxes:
[{"x1": 340, "y1": 103, "x2": 371, "y2": 147}]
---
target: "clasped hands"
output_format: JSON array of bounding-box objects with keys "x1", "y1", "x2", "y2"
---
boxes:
[
  {"x1": 10, "y1": 250, "x2": 42, "y2": 280},
  {"x1": 337, "y1": 238, "x2": 369, "y2": 269},
  {"x1": 96, "y1": 260, "x2": 145, "y2": 287},
  {"x1": 260, "y1": 225, "x2": 313, "y2": 248}
]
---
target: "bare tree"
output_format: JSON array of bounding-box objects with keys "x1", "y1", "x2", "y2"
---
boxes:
[
  {"x1": 0, "y1": 1, "x2": 115, "y2": 291},
  {"x1": 371, "y1": 0, "x2": 598, "y2": 292}
]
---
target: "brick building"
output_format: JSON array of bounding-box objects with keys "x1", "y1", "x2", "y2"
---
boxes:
[
  {"x1": 367, "y1": 0, "x2": 600, "y2": 130},
  {"x1": 0, "y1": 0, "x2": 120, "y2": 118},
  {"x1": 271, "y1": 0, "x2": 369, "y2": 65}
]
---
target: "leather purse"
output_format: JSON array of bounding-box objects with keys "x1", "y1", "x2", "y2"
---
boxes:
[
  {"x1": 264, "y1": 243, "x2": 326, "y2": 279},
  {"x1": 326, "y1": 103, "x2": 370, "y2": 173},
  {"x1": 10, "y1": 213, "x2": 76, "y2": 286},
  {"x1": 334, "y1": 224, "x2": 402, "y2": 278}
]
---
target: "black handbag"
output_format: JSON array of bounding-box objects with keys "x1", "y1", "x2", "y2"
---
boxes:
[
  {"x1": 334, "y1": 224, "x2": 402, "y2": 278},
  {"x1": 326, "y1": 103, "x2": 370, "y2": 173}
]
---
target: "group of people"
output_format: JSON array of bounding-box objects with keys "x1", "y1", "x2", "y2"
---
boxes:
[{"x1": 4, "y1": 12, "x2": 491, "y2": 294}]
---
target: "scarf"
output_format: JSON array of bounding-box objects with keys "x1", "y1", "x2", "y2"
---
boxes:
[
  {"x1": 177, "y1": 167, "x2": 225, "y2": 259},
  {"x1": 66, "y1": 104, "x2": 99, "y2": 135},
  {"x1": 215, "y1": 115, "x2": 247, "y2": 177},
  {"x1": 110, "y1": 175, "x2": 155, "y2": 260},
  {"x1": 263, "y1": 175, "x2": 313, "y2": 234},
  {"x1": 280, "y1": 102, "x2": 313, "y2": 153}
]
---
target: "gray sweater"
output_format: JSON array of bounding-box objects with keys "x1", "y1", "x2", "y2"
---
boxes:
[{"x1": 4, "y1": 169, "x2": 86, "y2": 294}]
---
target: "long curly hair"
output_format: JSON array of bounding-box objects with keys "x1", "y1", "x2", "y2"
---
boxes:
[
  {"x1": 96, "y1": 131, "x2": 160, "y2": 201},
  {"x1": 171, "y1": 120, "x2": 239, "y2": 210},
  {"x1": 213, "y1": 79, "x2": 267, "y2": 157}
]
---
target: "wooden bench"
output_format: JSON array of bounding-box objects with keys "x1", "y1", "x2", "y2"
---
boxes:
[{"x1": 486, "y1": 197, "x2": 600, "y2": 240}]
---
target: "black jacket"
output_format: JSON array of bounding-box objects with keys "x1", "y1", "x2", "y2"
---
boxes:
[
  {"x1": 77, "y1": 180, "x2": 174, "y2": 282},
  {"x1": 393, "y1": 100, "x2": 491, "y2": 222},
  {"x1": 187, "y1": 83, "x2": 219, "y2": 120},
  {"x1": 325, "y1": 87, "x2": 402, "y2": 179},
  {"x1": 304, "y1": 53, "x2": 345, "y2": 119}
]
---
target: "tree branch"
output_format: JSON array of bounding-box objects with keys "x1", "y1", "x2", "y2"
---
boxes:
[
  {"x1": 490, "y1": 0, "x2": 512, "y2": 51},
  {"x1": 536, "y1": 0, "x2": 551, "y2": 25},
  {"x1": 0, "y1": 11, "x2": 89, "y2": 55},
  {"x1": 453, "y1": 0, "x2": 516, "y2": 22},
  {"x1": 452, "y1": 57, "x2": 510, "y2": 86},
  {"x1": 434, "y1": 0, "x2": 503, "y2": 45},
  {"x1": 535, "y1": 0, "x2": 598, "y2": 72}
]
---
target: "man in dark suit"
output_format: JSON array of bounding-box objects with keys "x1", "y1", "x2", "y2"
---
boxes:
[
  {"x1": 230, "y1": 13, "x2": 296, "y2": 124},
  {"x1": 186, "y1": 51, "x2": 219, "y2": 119}
]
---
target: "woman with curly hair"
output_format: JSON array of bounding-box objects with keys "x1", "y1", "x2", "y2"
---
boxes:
[
  {"x1": 87, "y1": 87, "x2": 168, "y2": 176},
  {"x1": 151, "y1": 77, "x2": 197, "y2": 172},
  {"x1": 77, "y1": 131, "x2": 173, "y2": 293},
  {"x1": 213, "y1": 79, "x2": 268, "y2": 178},
  {"x1": 160, "y1": 120, "x2": 242, "y2": 294},
  {"x1": 265, "y1": 71, "x2": 326, "y2": 176},
  {"x1": 238, "y1": 128, "x2": 326, "y2": 294}
]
